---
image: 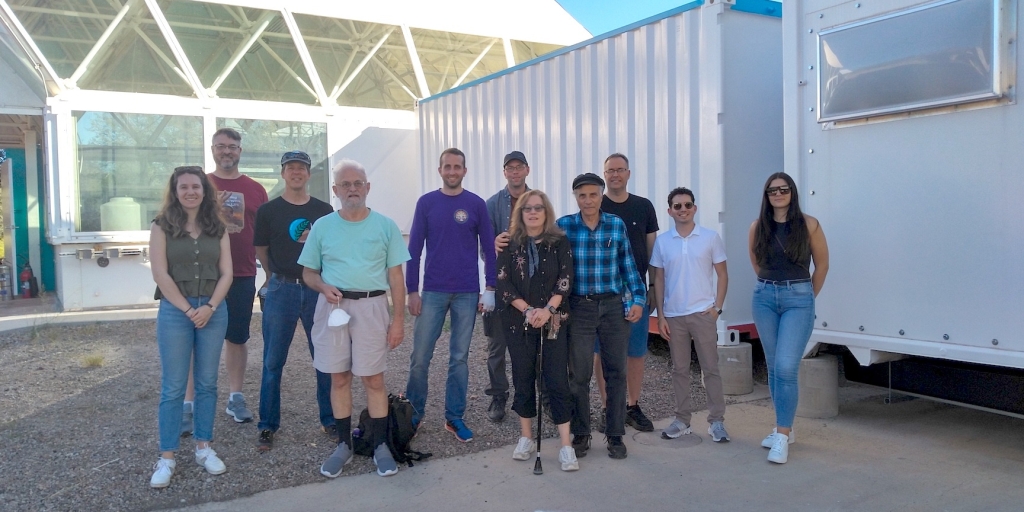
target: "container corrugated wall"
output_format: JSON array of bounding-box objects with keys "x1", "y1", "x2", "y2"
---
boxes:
[
  {"x1": 416, "y1": 3, "x2": 783, "y2": 326},
  {"x1": 417, "y1": 9, "x2": 703, "y2": 222}
]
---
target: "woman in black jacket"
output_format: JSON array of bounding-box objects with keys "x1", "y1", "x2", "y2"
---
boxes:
[{"x1": 496, "y1": 189, "x2": 578, "y2": 472}]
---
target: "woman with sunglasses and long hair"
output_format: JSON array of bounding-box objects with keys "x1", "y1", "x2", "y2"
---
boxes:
[
  {"x1": 149, "y1": 166, "x2": 233, "y2": 488},
  {"x1": 748, "y1": 172, "x2": 829, "y2": 464},
  {"x1": 495, "y1": 189, "x2": 579, "y2": 472}
]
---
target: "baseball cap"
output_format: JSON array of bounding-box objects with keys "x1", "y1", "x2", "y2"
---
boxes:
[
  {"x1": 503, "y1": 151, "x2": 528, "y2": 167},
  {"x1": 281, "y1": 150, "x2": 311, "y2": 168},
  {"x1": 572, "y1": 173, "x2": 605, "y2": 189}
]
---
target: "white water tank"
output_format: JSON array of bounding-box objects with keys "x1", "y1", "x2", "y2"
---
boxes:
[{"x1": 100, "y1": 197, "x2": 142, "y2": 231}]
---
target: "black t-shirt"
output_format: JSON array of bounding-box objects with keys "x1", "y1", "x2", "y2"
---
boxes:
[
  {"x1": 253, "y1": 196, "x2": 334, "y2": 278},
  {"x1": 601, "y1": 193, "x2": 659, "y2": 284}
]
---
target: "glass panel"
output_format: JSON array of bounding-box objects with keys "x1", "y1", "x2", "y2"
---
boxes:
[
  {"x1": 512, "y1": 40, "x2": 563, "y2": 65},
  {"x1": 165, "y1": 1, "x2": 318, "y2": 105},
  {"x1": 73, "y1": 112, "x2": 204, "y2": 232},
  {"x1": 818, "y1": 0, "x2": 999, "y2": 122},
  {"x1": 410, "y1": 28, "x2": 507, "y2": 93},
  {"x1": 216, "y1": 118, "x2": 329, "y2": 202},
  {"x1": 7, "y1": 0, "x2": 119, "y2": 79}
]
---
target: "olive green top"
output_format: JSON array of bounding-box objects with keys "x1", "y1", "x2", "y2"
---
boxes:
[{"x1": 154, "y1": 230, "x2": 221, "y2": 300}]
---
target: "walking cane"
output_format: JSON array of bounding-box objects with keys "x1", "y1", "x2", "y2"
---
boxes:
[{"x1": 533, "y1": 324, "x2": 545, "y2": 475}]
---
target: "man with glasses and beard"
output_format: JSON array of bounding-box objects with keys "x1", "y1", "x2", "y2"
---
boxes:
[
  {"x1": 181, "y1": 128, "x2": 268, "y2": 435},
  {"x1": 650, "y1": 187, "x2": 731, "y2": 443}
]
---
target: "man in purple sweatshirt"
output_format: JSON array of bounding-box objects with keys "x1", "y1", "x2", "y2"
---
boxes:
[{"x1": 405, "y1": 147, "x2": 497, "y2": 442}]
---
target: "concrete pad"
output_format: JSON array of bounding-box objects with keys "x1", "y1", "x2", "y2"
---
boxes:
[{"x1": 172, "y1": 388, "x2": 1024, "y2": 512}]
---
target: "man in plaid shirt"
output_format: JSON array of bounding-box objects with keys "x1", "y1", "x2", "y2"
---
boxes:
[{"x1": 556, "y1": 173, "x2": 646, "y2": 460}]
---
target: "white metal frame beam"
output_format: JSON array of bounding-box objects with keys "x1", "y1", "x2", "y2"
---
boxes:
[
  {"x1": 208, "y1": 10, "x2": 275, "y2": 96},
  {"x1": 330, "y1": 26, "x2": 395, "y2": 102},
  {"x1": 143, "y1": 0, "x2": 206, "y2": 99},
  {"x1": 256, "y1": 39, "x2": 317, "y2": 98},
  {"x1": 67, "y1": 0, "x2": 138, "y2": 88},
  {"x1": 281, "y1": 8, "x2": 328, "y2": 106},
  {"x1": 0, "y1": 0, "x2": 65, "y2": 95},
  {"x1": 400, "y1": 24, "x2": 430, "y2": 98},
  {"x1": 502, "y1": 38, "x2": 516, "y2": 67},
  {"x1": 452, "y1": 38, "x2": 497, "y2": 88}
]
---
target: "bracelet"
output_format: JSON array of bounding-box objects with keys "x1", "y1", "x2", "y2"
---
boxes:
[
  {"x1": 523, "y1": 306, "x2": 535, "y2": 314},
  {"x1": 184, "y1": 307, "x2": 194, "y2": 315}
]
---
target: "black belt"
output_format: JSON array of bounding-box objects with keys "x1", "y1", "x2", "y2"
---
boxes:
[
  {"x1": 757, "y1": 278, "x2": 811, "y2": 286},
  {"x1": 340, "y1": 290, "x2": 387, "y2": 300},
  {"x1": 274, "y1": 274, "x2": 304, "y2": 284},
  {"x1": 571, "y1": 292, "x2": 618, "y2": 301}
]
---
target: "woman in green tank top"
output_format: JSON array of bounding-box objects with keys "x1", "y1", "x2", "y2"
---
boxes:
[{"x1": 148, "y1": 166, "x2": 233, "y2": 489}]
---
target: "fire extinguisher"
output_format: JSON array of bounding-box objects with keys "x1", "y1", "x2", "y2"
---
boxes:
[{"x1": 20, "y1": 264, "x2": 31, "y2": 299}]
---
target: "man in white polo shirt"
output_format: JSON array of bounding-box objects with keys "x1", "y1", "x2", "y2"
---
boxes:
[{"x1": 650, "y1": 186, "x2": 730, "y2": 442}]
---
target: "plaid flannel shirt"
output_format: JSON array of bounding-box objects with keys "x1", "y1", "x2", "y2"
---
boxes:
[{"x1": 556, "y1": 211, "x2": 646, "y2": 308}]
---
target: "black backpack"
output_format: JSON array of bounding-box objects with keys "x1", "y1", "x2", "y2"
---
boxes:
[{"x1": 353, "y1": 394, "x2": 432, "y2": 467}]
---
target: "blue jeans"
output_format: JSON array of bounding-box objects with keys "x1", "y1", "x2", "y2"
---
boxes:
[
  {"x1": 157, "y1": 297, "x2": 227, "y2": 451},
  {"x1": 751, "y1": 280, "x2": 816, "y2": 429},
  {"x1": 258, "y1": 277, "x2": 333, "y2": 432},
  {"x1": 405, "y1": 291, "x2": 478, "y2": 422}
]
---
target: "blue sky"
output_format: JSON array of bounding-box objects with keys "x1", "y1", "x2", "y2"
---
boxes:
[{"x1": 556, "y1": 0, "x2": 691, "y2": 36}]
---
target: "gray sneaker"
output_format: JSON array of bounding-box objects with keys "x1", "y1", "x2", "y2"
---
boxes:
[
  {"x1": 661, "y1": 418, "x2": 692, "y2": 439},
  {"x1": 180, "y1": 402, "x2": 193, "y2": 437},
  {"x1": 225, "y1": 394, "x2": 253, "y2": 423},
  {"x1": 320, "y1": 443, "x2": 353, "y2": 478},
  {"x1": 708, "y1": 421, "x2": 730, "y2": 442},
  {"x1": 373, "y1": 443, "x2": 398, "y2": 477}
]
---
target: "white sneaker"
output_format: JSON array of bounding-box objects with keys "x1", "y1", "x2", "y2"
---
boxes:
[
  {"x1": 767, "y1": 433, "x2": 789, "y2": 464},
  {"x1": 661, "y1": 418, "x2": 691, "y2": 439},
  {"x1": 195, "y1": 447, "x2": 227, "y2": 475},
  {"x1": 761, "y1": 428, "x2": 795, "y2": 448},
  {"x1": 559, "y1": 445, "x2": 579, "y2": 471},
  {"x1": 149, "y1": 458, "x2": 175, "y2": 488},
  {"x1": 512, "y1": 436, "x2": 536, "y2": 460}
]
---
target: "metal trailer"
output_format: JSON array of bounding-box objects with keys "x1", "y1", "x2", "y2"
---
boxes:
[
  {"x1": 416, "y1": 0, "x2": 783, "y2": 337},
  {"x1": 784, "y1": 0, "x2": 1024, "y2": 411}
]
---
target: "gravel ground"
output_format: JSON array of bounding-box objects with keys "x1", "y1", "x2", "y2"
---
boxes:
[{"x1": 0, "y1": 312, "x2": 766, "y2": 512}]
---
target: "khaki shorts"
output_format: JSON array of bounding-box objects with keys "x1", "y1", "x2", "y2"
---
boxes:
[{"x1": 310, "y1": 293, "x2": 391, "y2": 377}]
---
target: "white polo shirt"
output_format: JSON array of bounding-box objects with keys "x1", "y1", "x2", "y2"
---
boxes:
[{"x1": 650, "y1": 224, "x2": 726, "y2": 317}]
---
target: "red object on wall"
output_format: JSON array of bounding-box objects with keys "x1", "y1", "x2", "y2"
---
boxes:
[{"x1": 19, "y1": 265, "x2": 31, "y2": 299}]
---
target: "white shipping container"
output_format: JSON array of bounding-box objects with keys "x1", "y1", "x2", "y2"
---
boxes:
[
  {"x1": 417, "y1": 0, "x2": 783, "y2": 331},
  {"x1": 785, "y1": 0, "x2": 1024, "y2": 368}
]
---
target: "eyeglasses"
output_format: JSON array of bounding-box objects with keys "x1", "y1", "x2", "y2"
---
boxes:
[
  {"x1": 605, "y1": 168, "x2": 629, "y2": 175},
  {"x1": 336, "y1": 180, "x2": 366, "y2": 189},
  {"x1": 214, "y1": 144, "x2": 241, "y2": 152},
  {"x1": 766, "y1": 187, "x2": 792, "y2": 196},
  {"x1": 521, "y1": 205, "x2": 546, "y2": 213},
  {"x1": 671, "y1": 202, "x2": 695, "y2": 211},
  {"x1": 504, "y1": 164, "x2": 527, "y2": 172}
]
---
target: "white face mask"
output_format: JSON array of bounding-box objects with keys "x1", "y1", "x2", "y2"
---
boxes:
[{"x1": 328, "y1": 307, "x2": 350, "y2": 329}]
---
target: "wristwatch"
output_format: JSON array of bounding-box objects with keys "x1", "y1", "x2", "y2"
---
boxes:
[
  {"x1": 547, "y1": 305, "x2": 558, "y2": 315},
  {"x1": 206, "y1": 303, "x2": 218, "y2": 312},
  {"x1": 714, "y1": 307, "x2": 723, "y2": 315}
]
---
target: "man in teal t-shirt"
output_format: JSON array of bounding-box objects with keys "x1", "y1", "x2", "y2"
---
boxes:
[{"x1": 298, "y1": 159, "x2": 410, "y2": 479}]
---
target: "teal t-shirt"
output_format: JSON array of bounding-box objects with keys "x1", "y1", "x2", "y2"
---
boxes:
[{"x1": 297, "y1": 210, "x2": 410, "y2": 291}]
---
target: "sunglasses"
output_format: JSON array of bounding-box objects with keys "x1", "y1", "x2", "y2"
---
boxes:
[
  {"x1": 521, "y1": 205, "x2": 546, "y2": 213},
  {"x1": 766, "y1": 187, "x2": 792, "y2": 196},
  {"x1": 671, "y1": 202, "x2": 695, "y2": 211}
]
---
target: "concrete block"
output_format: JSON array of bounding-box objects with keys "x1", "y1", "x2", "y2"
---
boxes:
[
  {"x1": 796, "y1": 354, "x2": 840, "y2": 419},
  {"x1": 717, "y1": 342, "x2": 753, "y2": 395}
]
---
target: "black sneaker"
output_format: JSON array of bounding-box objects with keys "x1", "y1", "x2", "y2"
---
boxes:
[
  {"x1": 487, "y1": 394, "x2": 507, "y2": 423},
  {"x1": 607, "y1": 435, "x2": 627, "y2": 459},
  {"x1": 596, "y1": 407, "x2": 607, "y2": 434},
  {"x1": 625, "y1": 404, "x2": 655, "y2": 432},
  {"x1": 572, "y1": 434, "x2": 591, "y2": 458},
  {"x1": 257, "y1": 429, "x2": 274, "y2": 452},
  {"x1": 321, "y1": 424, "x2": 340, "y2": 443}
]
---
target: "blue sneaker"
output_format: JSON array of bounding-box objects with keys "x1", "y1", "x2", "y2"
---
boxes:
[{"x1": 445, "y1": 419, "x2": 473, "y2": 442}]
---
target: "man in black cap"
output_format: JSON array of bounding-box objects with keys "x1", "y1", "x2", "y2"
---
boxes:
[
  {"x1": 483, "y1": 150, "x2": 531, "y2": 422},
  {"x1": 253, "y1": 150, "x2": 335, "y2": 451},
  {"x1": 556, "y1": 173, "x2": 646, "y2": 460}
]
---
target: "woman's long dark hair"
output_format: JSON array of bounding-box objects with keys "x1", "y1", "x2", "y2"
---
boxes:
[
  {"x1": 154, "y1": 166, "x2": 226, "y2": 238},
  {"x1": 753, "y1": 172, "x2": 809, "y2": 266}
]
